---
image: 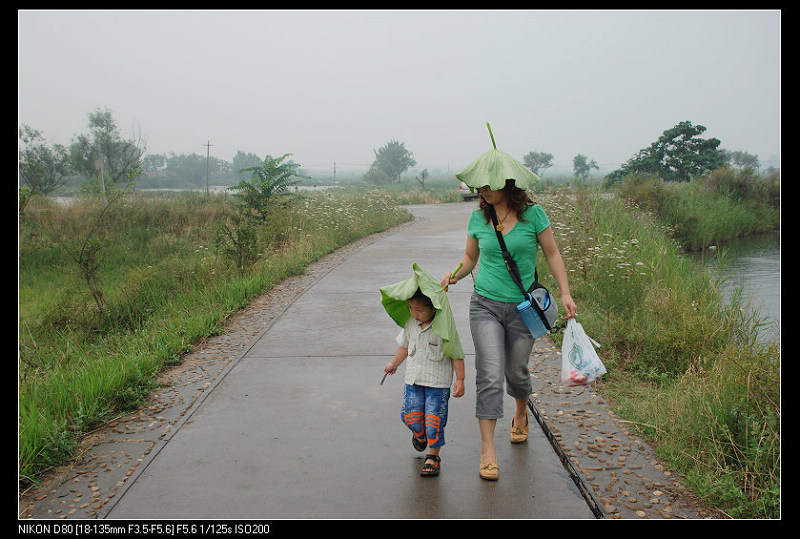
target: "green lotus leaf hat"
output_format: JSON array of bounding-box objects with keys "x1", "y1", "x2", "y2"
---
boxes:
[
  {"x1": 456, "y1": 122, "x2": 540, "y2": 191},
  {"x1": 380, "y1": 263, "x2": 464, "y2": 360}
]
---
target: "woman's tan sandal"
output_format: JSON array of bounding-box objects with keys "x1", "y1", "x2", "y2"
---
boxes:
[
  {"x1": 421, "y1": 454, "x2": 441, "y2": 477},
  {"x1": 510, "y1": 415, "x2": 529, "y2": 444},
  {"x1": 479, "y1": 454, "x2": 499, "y2": 481}
]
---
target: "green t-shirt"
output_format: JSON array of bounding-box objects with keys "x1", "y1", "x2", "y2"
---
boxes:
[{"x1": 467, "y1": 204, "x2": 551, "y2": 303}]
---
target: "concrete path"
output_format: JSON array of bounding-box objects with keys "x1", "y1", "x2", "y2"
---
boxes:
[{"x1": 106, "y1": 203, "x2": 592, "y2": 519}]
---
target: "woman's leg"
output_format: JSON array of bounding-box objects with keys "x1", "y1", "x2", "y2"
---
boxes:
[
  {"x1": 471, "y1": 294, "x2": 515, "y2": 475},
  {"x1": 504, "y1": 304, "x2": 535, "y2": 434},
  {"x1": 471, "y1": 297, "x2": 505, "y2": 467},
  {"x1": 470, "y1": 294, "x2": 507, "y2": 421},
  {"x1": 479, "y1": 418, "x2": 497, "y2": 460}
]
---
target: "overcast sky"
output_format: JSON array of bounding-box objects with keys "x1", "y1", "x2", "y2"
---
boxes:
[{"x1": 18, "y1": 9, "x2": 781, "y2": 176}]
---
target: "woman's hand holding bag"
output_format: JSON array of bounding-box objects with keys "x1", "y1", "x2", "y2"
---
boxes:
[{"x1": 561, "y1": 319, "x2": 605, "y2": 386}]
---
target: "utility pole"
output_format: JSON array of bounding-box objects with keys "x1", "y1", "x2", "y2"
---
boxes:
[
  {"x1": 95, "y1": 157, "x2": 106, "y2": 208},
  {"x1": 204, "y1": 141, "x2": 213, "y2": 195},
  {"x1": 333, "y1": 161, "x2": 337, "y2": 183}
]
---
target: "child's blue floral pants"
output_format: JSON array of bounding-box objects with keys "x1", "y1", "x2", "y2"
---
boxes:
[{"x1": 401, "y1": 384, "x2": 450, "y2": 449}]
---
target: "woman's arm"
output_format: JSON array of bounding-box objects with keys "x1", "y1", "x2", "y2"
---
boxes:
[
  {"x1": 537, "y1": 226, "x2": 577, "y2": 319},
  {"x1": 441, "y1": 235, "x2": 479, "y2": 288}
]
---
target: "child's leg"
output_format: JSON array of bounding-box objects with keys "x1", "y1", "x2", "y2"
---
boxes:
[
  {"x1": 423, "y1": 387, "x2": 450, "y2": 450},
  {"x1": 420, "y1": 388, "x2": 450, "y2": 476},
  {"x1": 401, "y1": 385, "x2": 426, "y2": 445}
]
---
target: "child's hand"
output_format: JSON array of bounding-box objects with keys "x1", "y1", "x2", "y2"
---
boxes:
[
  {"x1": 384, "y1": 363, "x2": 397, "y2": 376},
  {"x1": 452, "y1": 379, "x2": 465, "y2": 398}
]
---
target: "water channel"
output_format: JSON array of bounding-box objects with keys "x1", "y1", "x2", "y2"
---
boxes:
[{"x1": 692, "y1": 230, "x2": 781, "y2": 343}]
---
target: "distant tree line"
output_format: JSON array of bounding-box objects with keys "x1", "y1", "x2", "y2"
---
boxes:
[
  {"x1": 18, "y1": 108, "x2": 306, "y2": 210},
  {"x1": 519, "y1": 121, "x2": 770, "y2": 185},
  {"x1": 20, "y1": 109, "x2": 773, "y2": 213},
  {"x1": 140, "y1": 151, "x2": 266, "y2": 189}
]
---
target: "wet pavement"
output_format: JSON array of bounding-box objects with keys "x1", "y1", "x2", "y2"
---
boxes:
[{"x1": 20, "y1": 203, "x2": 713, "y2": 520}]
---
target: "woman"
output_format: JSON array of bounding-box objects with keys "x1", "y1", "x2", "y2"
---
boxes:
[{"x1": 441, "y1": 180, "x2": 577, "y2": 481}]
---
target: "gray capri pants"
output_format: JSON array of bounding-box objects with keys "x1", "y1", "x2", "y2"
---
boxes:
[{"x1": 469, "y1": 292, "x2": 535, "y2": 420}]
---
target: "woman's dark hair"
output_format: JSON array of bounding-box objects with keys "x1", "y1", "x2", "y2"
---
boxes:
[{"x1": 478, "y1": 179, "x2": 534, "y2": 224}]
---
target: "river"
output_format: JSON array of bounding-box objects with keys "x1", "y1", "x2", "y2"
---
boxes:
[{"x1": 693, "y1": 231, "x2": 780, "y2": 343}]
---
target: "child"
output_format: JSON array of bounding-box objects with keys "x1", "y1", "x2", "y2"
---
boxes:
[{"x1": 384, "y1": 288, "x2": 465, "y2": 477}]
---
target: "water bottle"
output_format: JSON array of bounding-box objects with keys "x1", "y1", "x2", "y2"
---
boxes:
[
  {"x1": 530, "y1": 288, "x2": 553, "y2": 329},
  {"x1": 516, "y1": 294, "x2": 547, "y2": 338}
]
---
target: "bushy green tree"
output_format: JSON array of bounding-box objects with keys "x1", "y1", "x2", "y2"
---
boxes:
[
  {"x1": 607, "y1": 121, "x2": 725, "y2": 184},
  {"x1": 523, "y1": 150, "x2": 553, "y2": 176},
  {"x1": 573, "y1": 154, "x2": 599, "y2": 180},
  {"x1": 69, "y1": 108, "x2": 146, "y2": 188},
  {"x1": 364, "y1": 140, "x2": 416, "y2": 184},
  {"x1": 19, "y1": 124, "x2": 71, "y2": 213}
]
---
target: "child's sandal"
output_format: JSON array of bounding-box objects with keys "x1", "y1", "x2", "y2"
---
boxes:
[
  {"x1": 421, "y1": 454, "x2": 441, "y2": 477},
  {"x1": 412, "y1": 433, "x2": 427, "y2": 452}
]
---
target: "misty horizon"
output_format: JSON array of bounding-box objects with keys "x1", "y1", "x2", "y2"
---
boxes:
[{"x1": 19, "y1": 9, "x2": 781, "y2": 178}]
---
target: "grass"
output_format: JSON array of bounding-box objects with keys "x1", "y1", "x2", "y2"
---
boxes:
[
  {"x1": 18, "y1": 187, "x2": 412, "y2": 484},
  {"x1": 19, "y1": 172, "x2": 780, "y2": 517},
  {"x1": 537, "y1": 185, "x2": 779, "y2": 519},
  {"x1": 615, "y1": 169, "x2": 780, "y2": 250}
]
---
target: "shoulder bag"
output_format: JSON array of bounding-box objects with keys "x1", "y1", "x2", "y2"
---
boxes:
[{"x1": 489, "y1": 206, "x2": 558, "y2": 336}]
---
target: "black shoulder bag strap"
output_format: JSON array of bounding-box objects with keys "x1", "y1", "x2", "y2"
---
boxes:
[{"x1": 489, "y1": 206, "x2": 552, "y2": 328}]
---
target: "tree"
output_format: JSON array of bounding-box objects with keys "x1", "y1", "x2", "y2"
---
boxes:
[
  {"x1": 163, "y1": 153, "x2": 208, "y2": 187},
  {"x1": 19, "y1": 125, "x2": 70, "y2": 213},
  {"x1": 573, "y1": 154, "x2": 599, "y2": 180},
  {"x1": 415, "y1": 169, "x2": 429, "y2": 190},
  {"x1": 231, "y1": 151, "x2": 263, "y2": 182},
  {"x1": 523, "y1": 151, "x2": 554, "y2": 176},
  {"x1": 366, "y1": 140, "x2": 416, "y2": 184},
  {"x1": 607, "y1": 121, "x2": 724, "y2": 183},
  {"x1": 230, "y1": 153, "x2": 309, "y2": 221},
  {"x1": 363, "y1": 163, "x2": 392, "y2": 185},
  {"x1": 725, "y1": 150, "x2": 760, "y2": 171},
  {"x1": 142, "y1": 153, "x2": 167, "y2": 173},
  {"x1": 69, "y1": 108, "x2": 146, "y2": 188}
]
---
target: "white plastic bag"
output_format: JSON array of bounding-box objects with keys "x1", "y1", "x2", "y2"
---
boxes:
[{"x1": 561, "y1": 319, "x2": 605, "y2": 386}]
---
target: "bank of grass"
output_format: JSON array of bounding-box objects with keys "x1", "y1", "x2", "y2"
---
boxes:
[
  {"x1": 18, "y1": 187, "x2": 412, "y2": 485},
  {"x1": 615, "y1": 168, "x2": 780, "y2": 250},
  {"x1": 538, "y1": 188, "x2": 779, "y2": 518}
]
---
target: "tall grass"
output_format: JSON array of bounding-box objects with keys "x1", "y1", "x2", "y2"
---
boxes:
[
  {"x1": 538, "y1": 188, "x2": 780, "y2": 518},
  {"x1": 19, "y1": 188, "x2": 411, "y2": 484},
  {"x1": 616, "y1": 169, "x2": 780, "y2": 251}
]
